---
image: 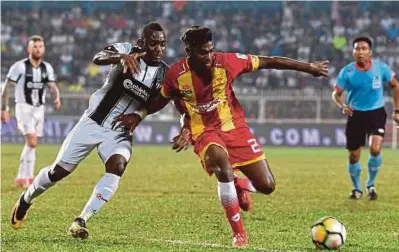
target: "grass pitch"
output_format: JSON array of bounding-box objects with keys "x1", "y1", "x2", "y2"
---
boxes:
[{"x1": 1, "y1": 144, "x2": 399, "y2": 251}]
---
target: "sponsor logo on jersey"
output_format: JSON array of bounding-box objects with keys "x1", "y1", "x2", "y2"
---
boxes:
[
  {"x1": 192, "y1": 98, "x2": 223, "y2": 113},
  {"x1": 123, "y1": 79, "x2": 150, "y2": 101},
  {"x1": 26, "y1": 82, "x2": 44, "y2": 89},
  {"x1": 180, "y1": 84, "x2": 193, "y2": 96}
]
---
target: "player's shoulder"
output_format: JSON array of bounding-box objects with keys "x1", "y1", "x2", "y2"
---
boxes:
[
  {"x1": 42, "y1": 60, "x2": 54, "y2": 69},
  {"x1": 167, "y1": 58, "x2": 189, "y2": 78},
  {"x1": 213, "y1": 52, "x2": 237, "y2": 62},
  {"x1": 159, "y1": 60, "x2": 170, "y2": 71},
  {"x1": 372, "y1": 59, "x2": 389, "y2": 68},
  {"x1": 340, "y1": 62, "x2": 356, "y2": 74},
  {"x1": 11, "y1": 58, "x2": 28, "y2": 68},
  {"x1": 213, "y1": 52, "x2": 250, "y2": 66}
]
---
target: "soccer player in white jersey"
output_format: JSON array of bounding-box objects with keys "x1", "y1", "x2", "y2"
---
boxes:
[
  {"x1": 1, "y1": 35, "x2": 61, "y2": 188},
  {"x1": 10, "y1": 22, "x2": 169, "y2": 239}
]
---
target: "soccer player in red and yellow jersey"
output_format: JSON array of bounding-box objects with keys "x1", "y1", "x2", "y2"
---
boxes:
[{"x1": 115, "y1": 26, "x2": 329, "y2": 247}]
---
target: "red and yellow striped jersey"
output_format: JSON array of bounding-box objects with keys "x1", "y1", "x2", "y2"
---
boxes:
[{"x1": 161, "y1": 52, "x2": 259, "y2": 140}]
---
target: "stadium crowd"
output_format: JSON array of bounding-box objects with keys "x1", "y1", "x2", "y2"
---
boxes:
[{"x1": 2, "y1": 1, "x2": 398, "y2": 119}]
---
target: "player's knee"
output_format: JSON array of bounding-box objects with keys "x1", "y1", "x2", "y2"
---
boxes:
[
  {"x1": 27, "y1": 137, "x2": 38, "y2": 148},
  {"x1": 206, "y1": 146, "x2": 233, "y2": 182},
  {"x1": 370, "y1": 147, "x2": 380, "y2": 157},
  {"x1": 254, "y1": 177, "x2": 276, "y2": 195},
  {"x1": 105, "y1": 157, "x2": 127, "y2": 177},
  {"x1": 48, "y1": 164, "x2": 70, "y2": 182},
  {"x1": 214, "y1": 167, "x2": 234, "y2": 182},
  {"x1": 349, "y1": 152, "x2": 360, "y2": 163}
]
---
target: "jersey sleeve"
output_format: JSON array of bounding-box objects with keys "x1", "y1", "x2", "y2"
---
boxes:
[
  {"x1": 224, "y1": 53, "x2": 260, "y2": 78},
  {"x1": 381, "y1": 62, "x2": 396, "y2": 83},
  {"x1": 334, "y1": 67, "x2": 347, "y2": 91},
  {"x1": 6, "y1": 62, "x2": 23, "y2": 82},
  {"x1": 46, "y1": 63, "x2": 56, "y2": 82},
  {"x1": 160, "y1": 70, "x2": 175, "y2": 98},
  {"x1": 104, "y1": 42, "x2": 133, "y2": 54}
]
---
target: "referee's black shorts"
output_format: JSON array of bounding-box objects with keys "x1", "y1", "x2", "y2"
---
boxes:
[{"x1": 345, "y1": 107, "x2": 387, "y2": 150}]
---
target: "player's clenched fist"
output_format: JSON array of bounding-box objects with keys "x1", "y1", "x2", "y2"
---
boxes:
[
  {"x1": 112, "y1": 113, "x2": 142, "y2": 133},
  {"x1": 120, "y1": 51, "x2": 146, "y2": 76}
]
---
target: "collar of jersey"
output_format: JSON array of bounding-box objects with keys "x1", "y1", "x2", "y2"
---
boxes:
[{"x1": 355, "y1": 60, "x2": 372, "y2": 72}]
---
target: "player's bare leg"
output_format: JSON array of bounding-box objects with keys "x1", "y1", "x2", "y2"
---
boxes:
[
  {"x1": 234, "y1": 159, "x2": 275, "y2": 212},
  {"x1": 366, "y1": 135, "x2": 383, "y2": 200},
  {"x1": 69, "y1": 154, "x2": 127, "y2": 239},
  {"x1": 205, "y1": 145, "x2": 248, "y2": 247},
  {"x1": 239, "y1": 159, "x2": 276, "y2": 193},
  {"x1": 16, "y1": 133, "x2": 38, "y2": 188},
  {"x1": 11, "y1": 164, "x2": 71, "y2": 229},
  {"x1": 347, "y1": 147, "x2": 363, "y2": 199}
]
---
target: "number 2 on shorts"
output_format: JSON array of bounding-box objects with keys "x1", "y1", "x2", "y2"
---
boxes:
[{"x1": 247, "y1": 138, "x2": 261, "y2": 153}]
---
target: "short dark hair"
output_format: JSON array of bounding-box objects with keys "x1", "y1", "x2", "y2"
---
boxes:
[
  {"x1": 141, "y1": 22, "x2": 164, "y2": 38},
  {"x1": 353, "y1": 36, "x2": 372, "y2": 48},
  {"x1": 181, "y1": 26, "x2": 212, "y2": 47},
  {"x1": 29, "y1": 35, "x2": 44, "y2": 43}
]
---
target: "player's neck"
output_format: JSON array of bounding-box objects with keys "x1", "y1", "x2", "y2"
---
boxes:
[
  {"x1": 29, "y1": 56, "x2": 42, "y2": 68},
  {"x1": 142, "y1": 57, "x2": 161, "y2": 66},
  {"x1": 187, "y1": 58, "x2": 207, "y2": 74},
  {"x1": 355, "y1": 60, "x2": 372, "y2": 71}
]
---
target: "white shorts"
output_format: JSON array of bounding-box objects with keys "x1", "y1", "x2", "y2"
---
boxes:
[
  {"x1": 15, "y1": 103, "x2": 45, "y2": 137},
  {"x1": 54, "y1": 116, "x2": 133, "y2": 172}
]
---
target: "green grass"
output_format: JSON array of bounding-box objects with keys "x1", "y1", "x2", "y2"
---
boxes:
[{"x1": 1, "y1": 144, "x2": 399, "y2": 251}]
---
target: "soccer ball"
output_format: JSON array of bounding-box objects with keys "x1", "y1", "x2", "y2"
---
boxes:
[{"x1": 311, "y1": 216, "x2": 347, "y2": 250}]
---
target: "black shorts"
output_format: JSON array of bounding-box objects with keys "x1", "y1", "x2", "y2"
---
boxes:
[{"x1": 345, "y1": 107, "x2": 387, "y2": 150}]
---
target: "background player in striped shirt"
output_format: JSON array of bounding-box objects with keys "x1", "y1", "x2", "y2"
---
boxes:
[
  {"x1": 115, "y1": 26, "x2": 329, "y2": 247},
  {"x1": 10, "y1": 23, "x2": 168, "y2": 239},
  {"x1": 332, "y1": 37, "x2": 399, "y2": 200},
  {"x1": 1, "y1": 35, "x2": 61, "y2": 188}
]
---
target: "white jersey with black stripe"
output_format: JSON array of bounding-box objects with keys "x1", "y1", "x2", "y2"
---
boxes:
[
  {"x1": 6, "y1": 58, "x2": 56, "y2": 106},
  {"x1": 83, "y1": 42, "x2": 168, "y2": 130}
]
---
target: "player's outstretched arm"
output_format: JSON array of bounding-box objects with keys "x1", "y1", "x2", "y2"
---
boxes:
[
  {"x1": 1, "y1": 79, "x2": 16, "y2": 123},
  {"x1": 257, "y1": 56, "x2": 329, "y2": 77},
  {"x1": 390, "y1": 77, "x2": 399, "y2": 123},
  {"x1": 93, "y1": 49, "x2": 146, "y2": 76},
  {"x1": 47, "y1": 82, "x2": 61, "y2": 111}
]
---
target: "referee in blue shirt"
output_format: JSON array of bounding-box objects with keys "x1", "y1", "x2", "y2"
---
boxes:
[{"x1": 332, "y1": 36, "x2": 399, "y2": 200}]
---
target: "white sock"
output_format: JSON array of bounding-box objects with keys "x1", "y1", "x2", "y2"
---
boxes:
[
  {"x1": 79, "y1": 173, "x2": 121, "y2": 223},
  {"x1": 24, "y1": 166, "x2": 55, "y2": 204},
  {"x1": 217, "y1": 181, "x2": 239, "y2": 206},
  {"x1": 17, "y1": 145, "x2": 29, "y2": 179},
  {"x1": 25, "y1": 146, "x2": 36, "y2": 178}
]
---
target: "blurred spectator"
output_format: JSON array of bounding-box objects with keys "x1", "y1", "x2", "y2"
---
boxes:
[{"x1": 1, "y1": 1, "x2": 398, "y2": 120}]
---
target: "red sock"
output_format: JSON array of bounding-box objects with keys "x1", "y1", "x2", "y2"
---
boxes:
[
  {"x1": 234, "y1": 176, "x2": 256, "y2": 192},
  {"x1": 218, "y1": 181, "x2": 245, "y2": 234}
]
